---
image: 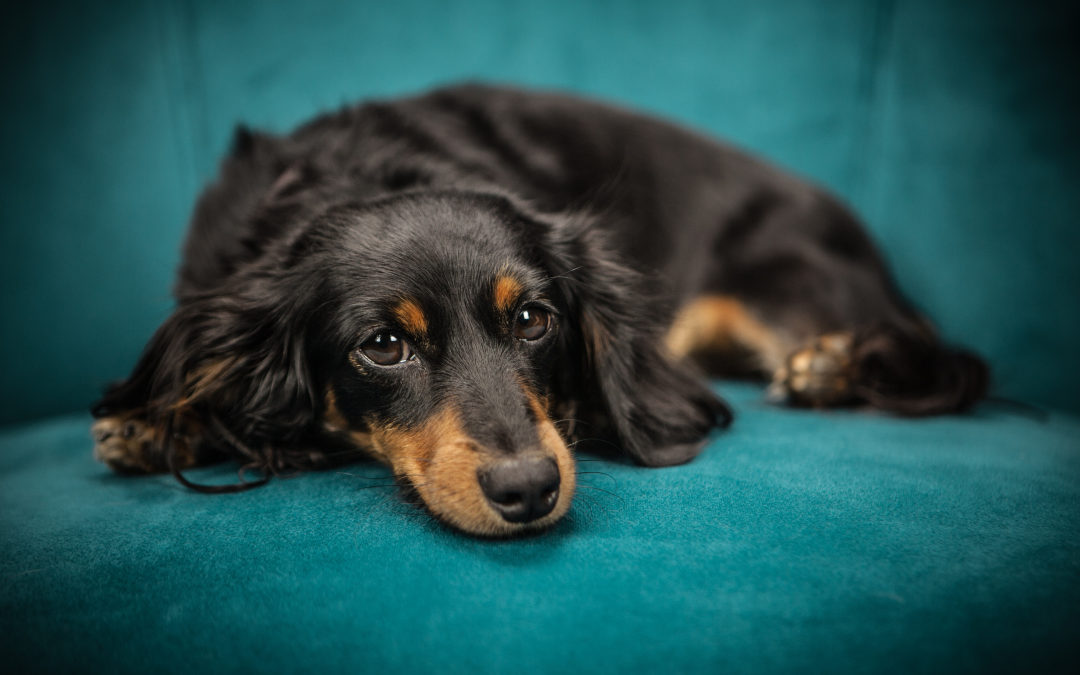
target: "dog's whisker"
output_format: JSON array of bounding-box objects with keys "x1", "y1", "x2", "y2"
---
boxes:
[
  {"x1": 568, "y1": 437, "x2": 622, "y2": 452},
  {"x1": 568, "y1": 491, "x2": 610, "y2": 524},
  {"x1": 571, "y1": 491, "x2": 606, "y2": 514},
  {"x1": 338, "y1": 471, "x2": 430, "y2": 482},
  {"x1": 575, "y1": 471, "x2": 617, "y2": 486},
  {"x1": 576, "y1": 485, "x2": 625, "y2": 503},
  {"x1": 547, "y1": 265, "x2": 584, "y2": 280}
]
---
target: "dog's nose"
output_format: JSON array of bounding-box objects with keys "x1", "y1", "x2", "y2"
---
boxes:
[{"x1": 479, "y1": 455, "x2": 561, "y2": 523}]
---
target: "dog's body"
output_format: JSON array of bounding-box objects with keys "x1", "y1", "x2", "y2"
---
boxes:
[{"x1": 92, "y1": 84, "x2": 987, "y2": 536}]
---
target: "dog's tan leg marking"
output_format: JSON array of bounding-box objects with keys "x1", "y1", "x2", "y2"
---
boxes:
[
  {"x1": 92, "y1": 412, "x2": 201, "y2": 474},
  {"x1": 392, "y1": 298, "x2": 428, "y2": 337},
  {"x1": 666, "y1": 295, "x2": 790, "y2": 374},
  {"x1": 772, "y1": 332, "x2": 856, "y2": 407}
]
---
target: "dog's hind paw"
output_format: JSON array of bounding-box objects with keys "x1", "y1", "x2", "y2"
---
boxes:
[{"x1": 772, "y1": 332, "x2": 855, "y2": 408}]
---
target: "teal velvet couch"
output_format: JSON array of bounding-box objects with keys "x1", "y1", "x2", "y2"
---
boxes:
[{"x1": 2, "y1": 1, "x2": 1078, "y2": 673}]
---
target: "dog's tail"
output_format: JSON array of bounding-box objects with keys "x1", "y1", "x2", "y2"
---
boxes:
[{"x1": 851, "y1": 323, "x2": 989, "y2": 415}]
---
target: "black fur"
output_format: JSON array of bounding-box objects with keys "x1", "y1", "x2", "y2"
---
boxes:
[{"x1": 93, "y1": 83, "x2": 987, "y2": 490}]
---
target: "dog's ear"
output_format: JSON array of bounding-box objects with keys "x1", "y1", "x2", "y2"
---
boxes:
[
  {"x1": 543, "y1": 216, "x2": 732, "y2": 467},
  {"x1": 92, "y1": 272, "x2": 321, "y2": 471}
]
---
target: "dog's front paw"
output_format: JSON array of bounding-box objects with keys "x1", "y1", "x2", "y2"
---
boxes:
[
  {"x1": 92, "y1": 415, "x2": 166, "y2": 473},
  {"x1": 91, "y1": 415, "x2": 201, "y2": 474},
  {"x1": 771, "y1": 333, "x2": 855, "y2": 408}
]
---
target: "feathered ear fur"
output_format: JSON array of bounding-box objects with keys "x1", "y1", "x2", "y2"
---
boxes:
[
  {"x1": 542, "y1": 214, "x2": 733, "y2": 467},
  {"x1": 91, "y1": 271, "x2": 323, "y2": 479}
]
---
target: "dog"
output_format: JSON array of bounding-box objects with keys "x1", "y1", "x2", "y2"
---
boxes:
[{"x1": 91, "y1": 84, "x2": 988, "y2": 536}]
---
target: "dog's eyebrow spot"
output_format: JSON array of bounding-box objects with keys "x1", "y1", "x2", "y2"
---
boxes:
[
  {"x1": 493, "y1": 274, "x2": 524, "y2": 313},
  {"x1": 392, "y1": 298, "x2": 428, "y2": 336}
]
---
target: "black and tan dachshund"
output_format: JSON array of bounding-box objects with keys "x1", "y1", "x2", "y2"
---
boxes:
[{"x1": 92, "y1": 84, "x2": 987, "y2": 536}]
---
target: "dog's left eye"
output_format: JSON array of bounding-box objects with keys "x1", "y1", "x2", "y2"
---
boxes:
[
  {"x1": 358, "y1": 333, "x2": 413, "y2": 365},
  {"x1": 514, "y1": 308, "x2": 550, "y2": 341}
]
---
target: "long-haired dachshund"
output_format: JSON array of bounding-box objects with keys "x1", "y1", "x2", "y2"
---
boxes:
[{"x1": 91, "y1": 84, "x2": 988, "y2": 536}]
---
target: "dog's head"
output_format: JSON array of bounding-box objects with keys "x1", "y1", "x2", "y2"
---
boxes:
[{"x1": 103, "y1": 191, "x2": 730, "y2": 536}]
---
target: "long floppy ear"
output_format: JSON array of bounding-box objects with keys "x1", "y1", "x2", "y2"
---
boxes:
[
  {"x1": 543, "y1": 215, "x2": 733, "y2": 467},
  {"x1": 92, "y1": 272, "x2": 322, "y2": 478}
]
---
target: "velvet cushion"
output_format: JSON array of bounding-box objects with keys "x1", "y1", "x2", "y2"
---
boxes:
[{"x1": 3, "y1": 384, "x2": 1077, "y2": 673}]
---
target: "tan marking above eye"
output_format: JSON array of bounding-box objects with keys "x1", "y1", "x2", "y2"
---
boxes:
[
  {"x1": 392, "y1": 298, "x2": 428, "y2": 336},
  {"x1": 493, "y1": 274, "x2": 524, "y2": 314}
]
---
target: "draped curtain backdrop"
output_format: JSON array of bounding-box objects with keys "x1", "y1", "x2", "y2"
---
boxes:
[{"x1": 2, "y1": 0, "x2": 1078, "y2": 426}]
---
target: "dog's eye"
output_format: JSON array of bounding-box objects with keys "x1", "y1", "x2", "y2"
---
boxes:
[
  {"x1": 359, "y1": 333, "x2": 413, "y2": 365},
  {"x1": 514, "y1": 308, "x2": 550, "y2": 341}
]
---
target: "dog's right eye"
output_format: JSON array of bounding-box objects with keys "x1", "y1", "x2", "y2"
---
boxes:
[
  {"x1": 358, "y1": 333, "x2": 413, "y2": 366},
  {"x1": 514, "y1": 308, "x2": 550, "y2": 341}
]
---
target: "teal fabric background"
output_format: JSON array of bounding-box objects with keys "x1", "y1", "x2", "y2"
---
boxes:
[
  {"x1": 3, "y1": 384, "x2": 1079, "y2": 673},
  {"x1": 2, "y1": 3, "x2": 1080, "y2": 673},
  {"x1": 1, "y1": 0, "x2": 1078, "y2": 426}
]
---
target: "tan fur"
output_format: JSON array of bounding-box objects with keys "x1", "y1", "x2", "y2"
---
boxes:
[
  {"x1": 93, "y1": 358, "x2": 236, "y2": 473},
  {"x1": 321, "y1": 388, "x2": 379, "y2": 458},
  {"x1": 171, "y1": 357, "x2": 238, "y2": 409},
  {"x1": 666, "y1": 295, "x2": 790, "y2": 373},
  {"x1": 580, "y1": 309, "x2": 611, "y2": 364},
  {"x1": 91, "y1": 411, "x2": 201, "y2": 474},
  {"x1": 363, "y1": 393, "x2": 575, "y2": 537},
  {"x1": 392, "y1": 298, "x2": 428, "y2": 336},
  {"x1": 493, "y1": 274, "x2": 524, "y2": 314},
  {"x1": 774, "y1": 331, "x2": 855, "y2": 407},
  {"x1": 323, "y1": 388, "x2": 350, "y2": 433}
]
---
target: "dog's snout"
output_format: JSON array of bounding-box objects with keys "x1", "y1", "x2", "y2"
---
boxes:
[{"x1": 479, "y1": 456, "x2": 560, "y2": 523}]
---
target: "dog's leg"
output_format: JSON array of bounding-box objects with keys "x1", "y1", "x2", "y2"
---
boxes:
[
  {"x1": 668, "y1": 296, "x2": 986, "y2": 414},
  {"x1": 666, "y1": 294, "x2": 854, "y2": 406},
  {"x1": 666, "y1": 295, "x2": 793, "y2": 376}
]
